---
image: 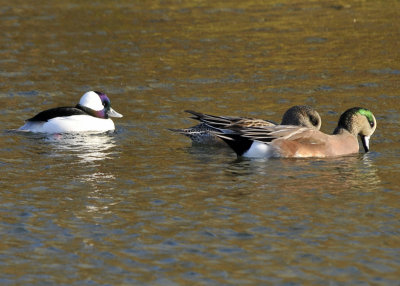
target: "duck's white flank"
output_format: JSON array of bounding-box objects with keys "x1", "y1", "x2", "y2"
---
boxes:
[
  {"x1": 19, "y1": 115, "x2": 116, "y2": 133},
  {"x1": 243, "y1": 141, "x2": 275, "y2": 158}
]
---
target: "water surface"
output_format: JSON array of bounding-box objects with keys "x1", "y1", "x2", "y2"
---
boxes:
[{"x1": 1, "y1": 1, "x2": 400, "y2": 285}]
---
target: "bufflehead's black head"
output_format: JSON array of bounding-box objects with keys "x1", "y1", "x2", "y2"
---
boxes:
[{"x1": 79, "y1": 91, "x2": 123, "y2": 119}]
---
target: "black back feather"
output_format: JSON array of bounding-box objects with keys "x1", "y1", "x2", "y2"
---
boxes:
[{"x1": 26, "y1": 106, "x2": 88, "y2": 122}]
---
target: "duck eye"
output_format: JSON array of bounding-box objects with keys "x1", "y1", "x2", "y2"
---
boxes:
[
  {"x1": 370, "y1": 121, "x2": 374, "y2": 128},
  {"x1": 309, "y1": 115, "x2": 319, "y2": 127}
]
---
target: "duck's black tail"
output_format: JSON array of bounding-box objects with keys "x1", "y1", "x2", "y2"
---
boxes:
[
  {"x1": 214, "y1": 133, "x2": 254, "y2": 157},
  {"x1": 185, "y1": 110, "x2": 254, "y2": 157}
]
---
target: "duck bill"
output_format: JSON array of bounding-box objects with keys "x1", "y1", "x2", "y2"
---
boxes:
[
  {"x1": 361, "y1": 135, "x2": 370, "y2": 152},
  {"x1": 107, "y1": 107, "x2": 123, "y2": 118}
]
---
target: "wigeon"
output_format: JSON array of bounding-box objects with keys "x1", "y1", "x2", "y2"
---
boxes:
[{"x1": 170, "y1": 105, "x2": 321, "y2": 145}]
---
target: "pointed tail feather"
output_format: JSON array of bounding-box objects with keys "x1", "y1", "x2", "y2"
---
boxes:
[
  {"x1": 168, "y1": 128, "x2": 187, "y2": 134},
  {"x1": 185, "y1": 110, "x2": 236, "y2": 129}
]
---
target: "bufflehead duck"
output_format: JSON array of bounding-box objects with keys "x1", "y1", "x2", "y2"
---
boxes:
[
  {"x1": 188, "y1": 107, "x2": 376, "y2": 158},
  {"x1": 19, "y1": 91, "x2": 123, "y2": 134}
]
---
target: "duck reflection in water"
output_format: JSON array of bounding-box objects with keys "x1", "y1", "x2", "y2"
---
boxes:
[
  {"x1": 223, "y1": 154, "x2": 381, "y2": 196},
  {"x1": 43, "y1": 132, "x2": 120, "y2": 215},
  {"x1": 43, "y1": 132, "x2": 118, "y2": 164}
]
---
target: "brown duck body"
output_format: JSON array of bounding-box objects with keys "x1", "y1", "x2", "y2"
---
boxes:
[{"x1": 270, "y1": 129, "x2": 359, "y2": 158}]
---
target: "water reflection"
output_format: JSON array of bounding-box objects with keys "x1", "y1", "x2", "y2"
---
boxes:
[
  {"x1": 42, "y1": 132, "x2": 118, "y2": 164},
  {"x1": 222, "y1": 154, "x2": 382, "y2": 195},
  {"x1": 42, "y1": 133, "x2": 120, "y2": 214},
  {"x1": 16, "y1": 131, "x2": 121, "y2": 215}
]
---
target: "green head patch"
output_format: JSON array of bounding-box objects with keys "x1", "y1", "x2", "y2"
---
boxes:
[
  {"x1": 334, "y1": 107, "x2": 376, "y2": 134},
  {"x1": 358, "y1": 108, "x2": 375, "y2": 128}
]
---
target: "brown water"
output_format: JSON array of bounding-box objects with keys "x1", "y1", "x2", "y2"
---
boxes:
[{"x1": 1, "y1": 1, "x2": 400, "y2": 285}]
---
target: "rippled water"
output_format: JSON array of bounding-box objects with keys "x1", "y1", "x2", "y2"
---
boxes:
[{"x1": 1, "y1": 1, "x2": 400, "y2": 285}]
